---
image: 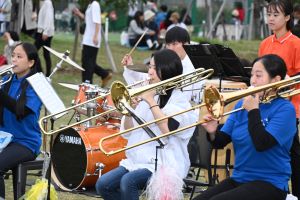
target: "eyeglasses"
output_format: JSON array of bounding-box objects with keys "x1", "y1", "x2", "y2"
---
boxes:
[{"x1": 147, "y1": 64, "x2": 156, "y2": 69}]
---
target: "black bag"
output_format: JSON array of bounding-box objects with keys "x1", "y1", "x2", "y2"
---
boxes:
[{"x1": 79, "y1": 23, "x2": 86, "y2": 34}]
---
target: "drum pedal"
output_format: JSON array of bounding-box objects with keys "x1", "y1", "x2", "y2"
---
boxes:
[{"x1": 95, "y1": 163, "x2": 105, "y2": 177}]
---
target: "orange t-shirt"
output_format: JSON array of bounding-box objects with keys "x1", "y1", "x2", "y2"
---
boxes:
[{"x1": 259, "y1": 31, "x2": 300, "y2": 118}]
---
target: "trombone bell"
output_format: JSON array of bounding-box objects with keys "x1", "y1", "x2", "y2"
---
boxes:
[
  {"x1": 111, "y1": 81, "x2": 132, "y2": 115},
  {"x1": 204, "y1": 86, "x2": 225, "y2": 119}
]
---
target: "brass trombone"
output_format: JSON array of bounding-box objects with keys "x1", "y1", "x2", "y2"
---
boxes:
[
  {"x1": 0, "y1": 65, "x2": 15, "y2": 86},
  {"x1": 99, "y1": 75, "x2": 300, "y2": 156},
  {"x1": 39, "y1": 68, "x2": 214, "y2": 135},
  {"x1": 111, "y1": 68, "x2": 215, "y2": 115}
]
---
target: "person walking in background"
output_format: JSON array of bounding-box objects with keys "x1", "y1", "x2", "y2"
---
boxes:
[
  {"x1": 0, "y1": 0, "x2": 11, "y2": 35},
  {"x1": 258, "y1": 1, "x2": 300, "y2": 198},
  {"x1": 34, "y1": 0, "x2": 54, "y2": 76},
  {"x1": 73, "y1": 0, "x2": 112, "y2": 87},
  {"x1": 19, "y1": 0, "x2": 37, "y2": 38}
]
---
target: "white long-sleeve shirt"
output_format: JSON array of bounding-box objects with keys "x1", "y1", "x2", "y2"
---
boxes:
[
  {"x1": 37, "y1": 0, "x2": 54, "y2": 37},
  {"x1": 119, "y1": 89, "x2": 197, "y2": 178}
]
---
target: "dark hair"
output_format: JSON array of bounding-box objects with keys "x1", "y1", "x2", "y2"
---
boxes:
[
  {"x1": 165, "y1": 26, "x2": 190, "y2": 44},
  {"x1": 13, "y1": 43, "x2": 40, "y2": 119},
  {"x1": 235, "y1": 2, "x2": 243, "y2": 9},
  {"x1": 8, "y1": 31, "x2": 19, "y2": 41},
  {"x1": 252, "y1": 54, "x2": 287, "y2": 80},
  {"x1": 160, "y1": 5, "x2": 168, "y2": 12},
  {"x1": 267, "y1": 0, "x2": 294, "y2": 30},
  {"x1": 133, "y1": 11, "x2": 145, "y2": 28},
  {"x1": 292, "y1": 23, "x2": 300, "y2": 37},
  {"x1": 152, "y1": 49, "x2": 183, "y2": 108},
  {"x1": 294, "y1": 3, "x2": 300, "y2": 12}
]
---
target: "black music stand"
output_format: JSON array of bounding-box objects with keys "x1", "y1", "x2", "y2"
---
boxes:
[{"x1": 183, "y1": 43, "x2": 249, "y2": 84}]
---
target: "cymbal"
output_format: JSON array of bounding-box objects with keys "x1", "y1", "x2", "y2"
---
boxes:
[
  {"x1": 126, "y1": 64, "x2": 148, "y2": 73},
  {"x1": 43, "y1": 46, "x2": 85, "y2": 71},
  {"x1": 58, "y1": 82, "x2": 79, "y2": 91}
]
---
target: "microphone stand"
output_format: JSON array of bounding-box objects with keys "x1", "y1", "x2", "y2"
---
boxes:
[{"x1": 122, "y1": 103, "x2": 165, "y2": 171}]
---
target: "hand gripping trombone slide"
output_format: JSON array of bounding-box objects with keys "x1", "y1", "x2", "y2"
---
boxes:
[{"x1": 99, "y1": 74, "x2": 300, "y2": 156}]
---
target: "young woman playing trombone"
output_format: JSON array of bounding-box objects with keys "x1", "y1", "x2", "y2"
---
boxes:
[
  {"x1": 193, "y1": 54, "x2": 296, "y2": 200},
  {"x1": 96, "y1": 49, "x2": 197, "y2": 200}
]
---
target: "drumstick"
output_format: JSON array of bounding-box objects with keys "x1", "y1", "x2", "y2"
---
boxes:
[{"x1": 128, "y1": 28, "x2": 149, "y2": 56}]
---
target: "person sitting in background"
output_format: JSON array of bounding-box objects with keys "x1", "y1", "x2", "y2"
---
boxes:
[
  {"x1": 2, "y1": 31, "x2": 20, "y2": 65},
  {"x1": 155, "y1": 4, "x2": 168, "y2": 27},
  {"x1": 193, "y1": 54, "x2": 296, "y2": 200},
  {"x1": 167, "y1": 11, "x2": 187, "y2": 31},
  {"x1": 128, "y1": 10, "x2": 160, "y2": 50},
  {"x1": 144, "y1": 10, "x2": 162, "y2": 50}
]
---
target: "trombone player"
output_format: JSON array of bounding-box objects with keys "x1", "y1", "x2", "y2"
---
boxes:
[
  {"x1": 193, "y1": 54, "x2": 296, "y2": 200},
  {"x1": 96, "y1": 49, "x2": 197, "y2": 200}
]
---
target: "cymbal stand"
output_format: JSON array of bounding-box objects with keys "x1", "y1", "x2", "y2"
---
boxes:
[{"x1": 47, "y1": 50, "x2": 70, "y2": 81}]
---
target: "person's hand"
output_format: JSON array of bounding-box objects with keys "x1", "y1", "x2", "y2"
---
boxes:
[
  {"x1": 201, "y1": 114, "x2": 218, "y2": 134},
  {"x1": 42, "y1": 34, "x2": 48, "y2": 41},
  {"x1": 140, "y1": 90, "x2": 156, "y2": 104},
  {"x1": 93, "y1": 35, "x2": 99, "y2": 46},
  {"x1": 121, "y1": 54, "x2": 133, "y2": 66},
  {"x1": 3, "y1": 32, "x2": 11, "y2": 40},
  {"x1": 242, "y1": 93, "x2": 259, "y2": 111},
  {"x1": 72, "y1": 7, "x2": 80, "y2": 16},
  {"x1": 148, "y1": 30, "x2": 156, "y2": 36},
  {"x1": 32, "y1": 12, "x2": 37, "y2": 21},
  {"x1": 130, "y1": 96, "x2": 142, "y2": 109}
]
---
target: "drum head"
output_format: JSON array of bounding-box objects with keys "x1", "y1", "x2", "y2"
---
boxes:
[{"x1": 52, "y1": 128, "x2": 87, "y2": 189}]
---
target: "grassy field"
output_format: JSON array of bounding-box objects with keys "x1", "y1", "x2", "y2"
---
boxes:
[{"x1": 1, "y1": 32, "x2": 260, "y2": 199}]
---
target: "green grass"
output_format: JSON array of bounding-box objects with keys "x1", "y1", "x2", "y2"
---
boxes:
[{"x1": 1, "y1": 32, "x2": 260, "y2": 199}]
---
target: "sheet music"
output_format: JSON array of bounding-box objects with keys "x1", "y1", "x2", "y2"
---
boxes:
[{"x1": 27, "y1": 72, "x2": 67, "y2": 119}]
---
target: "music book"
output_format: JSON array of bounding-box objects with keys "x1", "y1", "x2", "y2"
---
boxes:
[{"x1": 27, "y1": 72, "x2": 67, "y2": 120}]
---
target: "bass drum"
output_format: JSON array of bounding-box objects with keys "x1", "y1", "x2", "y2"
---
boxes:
[{"x1": 51, "y1": 125, "x2": 127, "y2": 190}]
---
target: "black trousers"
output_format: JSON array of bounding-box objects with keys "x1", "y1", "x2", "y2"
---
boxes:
[
  {"x1": 291, "y1": 118, "x2": 300, "y2": 199},
  {"x1": 34, "y1": 32, "x2": 53, "y2": 77},
  {"x1": 0, "y1": 143, "x2": 36, "y2": 199},
  {"x1": 193, "y1": 178, "x2": 286, "y2": 200},
  {"x1": 81, "y1": 45, "x2": 108, "y2": 84}
]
